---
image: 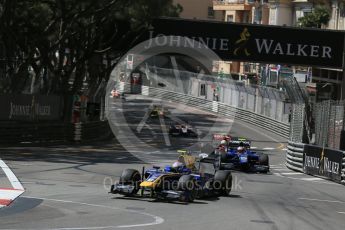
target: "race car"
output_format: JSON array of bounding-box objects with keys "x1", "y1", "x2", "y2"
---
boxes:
[
  {"x1": 203, "y1": 137, "x2": 269, "y2": 173},
  {"x1": 168, "y1": 123, "x2": 197, "y2": 137},
  {"x1": 109, "y1": 150, "x2": 232, "y2": 202},
  {"x1": 150, "y1": 105, "x2": 169, "y2": 118}
]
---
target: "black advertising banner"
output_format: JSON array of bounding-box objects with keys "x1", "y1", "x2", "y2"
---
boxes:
[
  {"x1": 0, "y1": 95, "x2": 63, "y2": 121},
  {"x1": 303, "y1": 144, "x2": 343, "y2": 182},
  {"x1": 151, "y1": 18, "x2": 345, "y2": 68}
]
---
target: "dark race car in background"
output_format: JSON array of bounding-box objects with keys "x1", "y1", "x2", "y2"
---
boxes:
[{"x1": 168, "y1": 123, "x2": 198, "y2": 137}]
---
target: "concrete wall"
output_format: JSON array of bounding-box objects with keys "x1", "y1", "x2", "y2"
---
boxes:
[
  {"x1": 269, "y1": 2, "x2": 293, "y2": 26},
  {"x1": 328, "y1": 0, "x2": 345, "y2": 30}
]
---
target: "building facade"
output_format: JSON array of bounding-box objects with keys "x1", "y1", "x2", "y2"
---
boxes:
[
  {"x1": 213, "y1": 0, "x2": 270, "y2": 79},
  {"x1": 174, "y1": 0, "x2": 345, "y2": 99},
  {"x1": 174, "y1": 0, "x2": 223, "y2": 20}
]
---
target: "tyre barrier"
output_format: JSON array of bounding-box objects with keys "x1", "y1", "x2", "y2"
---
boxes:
[
  {"x1": 285, "y1": 141, "x2": 305, "y2": 173},
  {"x1": 145, "y1": 87, "x2": 290, "y2": 139}
]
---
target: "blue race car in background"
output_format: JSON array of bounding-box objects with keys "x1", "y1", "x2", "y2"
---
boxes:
[
  {"x1": 206, "y1": 137, "x2": 269, "y2": 173},
  {"x1": 110, "y1": 150, "x2": 233, "y2": 202}
]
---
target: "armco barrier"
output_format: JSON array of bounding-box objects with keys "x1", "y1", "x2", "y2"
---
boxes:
[
  {"x1": 343, "y1": 152, "x2": 345, "y2": 184},
  {"x1": 286, "y1": 141, "x2": 305, "y2": 173},
  {"x1": 146, "y1": 87, "x2": 290, "y2": 139}
]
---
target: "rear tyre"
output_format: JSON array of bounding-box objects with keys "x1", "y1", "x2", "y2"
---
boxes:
[
  {"x1": 259, "y1": 154, "x2": 269, "y2": 173},
  {"x1": 177, "y1": 175, "x2": 196, "y2": 202},
  {"x1": 119, "y1": 169, "x2": 141, "y2": 194},
  {"x1": 214, "y1": 170, "x2": 232, "y2": 196}
]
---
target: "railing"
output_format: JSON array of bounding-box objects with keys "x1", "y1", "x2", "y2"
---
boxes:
[{"x1": 213, "y1": 0, "x2": 247, "y2": 4}]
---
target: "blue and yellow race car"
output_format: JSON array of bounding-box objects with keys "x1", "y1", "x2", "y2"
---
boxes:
[{"x1": 110, "y1": 151, "x2": 232, "y2": 202}]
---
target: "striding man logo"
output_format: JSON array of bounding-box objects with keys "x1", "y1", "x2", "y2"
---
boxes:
[{"x1": 234, "y1": 28, "x2": 251, "y2": 56}]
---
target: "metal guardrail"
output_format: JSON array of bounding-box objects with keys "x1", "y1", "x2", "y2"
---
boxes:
[
  {"x1": 343, "y1": 152, "x2": 345, "y2": 184},
  {"x1": 141, "y1": 86, "x2": 290, "y2": 139},
  {"x1": 286, "y1": 141, "x2": 304, "y2": 172}
]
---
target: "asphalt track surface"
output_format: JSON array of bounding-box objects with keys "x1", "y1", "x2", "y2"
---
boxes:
[{"x1": 0, "y1": 95, "x2": 344, "y2": 230}]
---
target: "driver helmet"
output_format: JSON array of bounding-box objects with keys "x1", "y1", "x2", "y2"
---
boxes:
[
  {"x1": 172, "y1": 161, "x2": 184, "y2": 168},
  {"x1": 220, "y1": 140, "x2": 227, "y2": 145},
  {"x1": 173, "y1": 156, "x2": 185, "y2": 168},
  {"x1": 237, "y1": 146, "x2": 245, "y2": 154}
]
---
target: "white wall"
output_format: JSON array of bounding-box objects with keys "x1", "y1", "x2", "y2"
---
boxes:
[{"x1": 269, "y1": 3, "x2": 293, "y2": 26}]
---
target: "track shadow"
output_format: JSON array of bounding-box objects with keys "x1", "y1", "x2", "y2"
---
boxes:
[
  {"x1": 228, "y1": 194, "x2": 242, "y2": 198},
  {"x1": 112, "y1": 196, "x2": 208, "y2": 205},
  {"x1": 0, "y1": 140, "x2": 143, "y2": 165}
]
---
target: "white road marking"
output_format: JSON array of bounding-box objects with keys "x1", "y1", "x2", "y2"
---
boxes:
[
  {"x1": 338, "y1": 212, "x2": 345, "y2": 214},
  {"x1": 136, "y1": 104, "x2": 153, "y2": 133},
  {"x1": 250, "y1": 147, "x2": 257, "y2": 149},
  {"x1": 270, "y1": 166, "x2": 284, "y2": 168},
  {"x1": 21, "y1": 196, "x2": 164, "y2": 230},
  {"x1": 159, "y1": 112, "x2": 171, "y2": 147},
  {"x1": 274, "y1": 169, "x2": 291, "y2": 172},
  {"x1": 270, "y1": 164, "x2": 285, "y2": 167},
  {"x1": 281, "y1": 148, "x2": 287, "y2": 151},
  {"x1": 0, "y1": 159, "x2": 25, "y2": 208},
  {"x1": 263, "y1": 147, "x2": 275, "y2": 150},
  {"x1": 280, "y1": 172, "x2": 303, "y2": 175},
  {"x1": 0, "y1": 160, "x2": 24, "y2": 190},
  {"x1": 273, "y1": 171, "x2": 339, "y2": 185},
  {"x1": 300, "y1": 177, "x2": 323, "y2": 181},
  {"x1": 298, "y1": 198, "x2": 345, "y2": 204},
  {"x1": 115, "y1": 157, "x2": 127, "y2": 160},
  {"x1": 144, "y1": 124, "x2": 157, "y2": 136}
]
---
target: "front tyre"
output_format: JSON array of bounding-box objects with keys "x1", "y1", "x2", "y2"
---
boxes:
[
  {"x1": 214, "y1": 170, "x2": 232, "y2": 196},
  {"x1": 119, "y1": 169, "x2": 141, "y2": 195}
]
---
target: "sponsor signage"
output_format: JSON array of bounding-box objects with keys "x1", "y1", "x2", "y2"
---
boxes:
[
  {"x1": 0, "y1": 95, "x2": 63, "y2": 121},
  {"x1": 303, "y1": 144, "x2": 343, "y2": 182},
  {"x1": 150, "y1": 18, "x2": 345, "y2": 68}
]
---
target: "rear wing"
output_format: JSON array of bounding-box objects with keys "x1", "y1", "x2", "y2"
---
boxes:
[
  {"x1": 212, "y1": 133, "x2": 231, "y2": 141},
  {"x1": 228, "y1": 137, "x2": 251, "y2": 148}
]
